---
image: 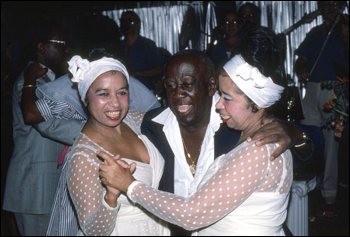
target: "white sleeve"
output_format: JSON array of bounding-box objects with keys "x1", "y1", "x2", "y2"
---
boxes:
[
  {"x1": 127, "y1": 143, "x2": 291, "y2": 231},
  {"x1": 67, "y1": 148, "x2": 119, "y2": 236}
]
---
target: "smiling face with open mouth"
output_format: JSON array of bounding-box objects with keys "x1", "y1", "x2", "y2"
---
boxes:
[
  {"x1": 85, "y1": 71, "x2": 129, "y2": 129},
  {"x1": 216, "y1": 74, "x2": 259, "y2": 131},
  {"x1": 165, "y1": 54, "x2": 215, "y2": 128}
]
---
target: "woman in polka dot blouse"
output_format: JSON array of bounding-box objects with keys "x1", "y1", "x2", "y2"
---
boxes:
[
  {"x1": 66, "y1": 55, "x2": 170, "y2": 236},
  {"x1": 100, "y1": 27, "x2": 293, "y2": 236}
]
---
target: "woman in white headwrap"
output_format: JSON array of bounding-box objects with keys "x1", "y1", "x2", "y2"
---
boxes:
[
  {"x1": 66, "y1": 55, "x2": 169, "y2": 236},
  {"x1": 99, "y1": 27, "x2": 293, "y2": 236}
]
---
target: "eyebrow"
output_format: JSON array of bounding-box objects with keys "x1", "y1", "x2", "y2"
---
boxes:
[{"x1": 95, "y1": 87, "x2": 129, "y2": 92}]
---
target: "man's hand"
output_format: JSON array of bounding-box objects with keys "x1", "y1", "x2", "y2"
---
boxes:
[
  {"x1": 24, "y1": 62, "x2": 48, "y2": 85},
  {"x1": 22, "y1": 62, "x2": 48, "y2": 125},
  {"x1": 295, "y1": 56, "x2": 309, "y2": 82},
  {"x1": 247, "y1": 119, "x2": 302, "y2": 160},
  {"x1": 99, "y1": 152, "x2": 136, "y2": 193},
  {"x1": 297, "y1": 70, "x2": 309, "y2": 82}
]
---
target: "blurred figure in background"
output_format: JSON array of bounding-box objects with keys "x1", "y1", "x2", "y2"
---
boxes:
[
  {"x1": 120, "y1": 11, "x2": 164, "y2": 92},
  {"x1": 3, "y1": 22, "x2": 70, "y2": 236},
  {"x1": 238, "y1": 3, "x2": 261, "y2": 36},
  {"x1": 294, "y1": 1, "x2": 349, "y2": 205},
  {"x1": 208, "y1": 11, "x2": 242, "y2": 69}
]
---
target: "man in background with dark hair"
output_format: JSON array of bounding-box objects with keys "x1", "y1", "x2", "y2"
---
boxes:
[
  {"x1": 208, "y1": 11, "x2": 242, "y2": 69},
  {"x1": 295, "y1": 1, "x2": 349, "y2": 205},
  {"x1": 238, "y1": 2, "x2": 261, "y2": 35},
  {"x1": 120, "y1": 11, "x2": 164, "y2": 92},
  {"x1": 2, "y1": 22, "x2": 70, "y2": 236}
]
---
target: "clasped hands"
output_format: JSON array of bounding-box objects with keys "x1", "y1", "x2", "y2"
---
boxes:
[{"x1": 99, "y1": 152, "x2": 137, "y2": 195}]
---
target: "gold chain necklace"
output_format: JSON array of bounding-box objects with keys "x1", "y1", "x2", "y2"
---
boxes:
[{"x1": 181, "y1": 134, "x2": 203, "y2": 176}]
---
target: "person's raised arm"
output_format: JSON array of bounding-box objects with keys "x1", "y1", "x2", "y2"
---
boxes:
[
  {"x1": 33, "y1": 119, "x2": 85, "y2": 146},
  {"x1": 21, "y1": 62, "x2": 46, "y2": 124}
]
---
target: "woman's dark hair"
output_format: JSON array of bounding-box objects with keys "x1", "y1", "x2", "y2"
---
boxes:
[
  {"x1": 240, "y1": 27, "x2": 284, "y2": 84},
  {"x1": 236, "y1": 27, "x2": 286, "y2": 118}
]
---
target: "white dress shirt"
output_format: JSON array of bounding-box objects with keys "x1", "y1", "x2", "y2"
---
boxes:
[{"x1": 152, "y1": 94, "x2": 222, "y2": 198}]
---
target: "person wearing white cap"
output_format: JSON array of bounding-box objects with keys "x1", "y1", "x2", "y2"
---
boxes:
[
  {"x1": 65, "y1": 55, "x2": 169, "y2": 236},
  {"x1": 98, "y1": 27, "x2": 294, "y2": 236}
]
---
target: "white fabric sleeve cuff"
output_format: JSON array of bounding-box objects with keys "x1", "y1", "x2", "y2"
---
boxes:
[
  {"x1": 102, "y1": 192, "x2": 121, "y2": 211},
  {"x1": 127, "y1": 180, "x2": 143, "y2": 203}
]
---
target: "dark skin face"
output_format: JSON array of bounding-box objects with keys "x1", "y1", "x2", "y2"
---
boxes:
[
  {"x1": 120, "y1": 13, "x2": 140, "y2": 36},
  {"x1": 223, "y1": 13, "x2": 241, "y2": 38},
  {"x1": 321, "y1": 1, "x2": 343, "y2": 25},
  {"x1": 165, "y1": 55, "x2": 216, "y2": 132},
  {"x1": 239, "y1": 5, "x2": 260, "y2": 33},
  {"x1": 38, "y1": 27, "x2": 70, "y2": 77}
]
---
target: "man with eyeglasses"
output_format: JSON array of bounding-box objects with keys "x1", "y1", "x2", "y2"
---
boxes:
[
  {"x1": 3, "y1": 22, "x2": 70, "y2": 236},
  {"x1": 208, "y1": 11, "x2": 242, "y2": 69},
  {"x1": 238, "y1": 3, "x2": 261, "y2": 35}
]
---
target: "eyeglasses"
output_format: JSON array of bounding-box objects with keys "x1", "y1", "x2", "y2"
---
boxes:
[
  {"x1": 48, "y1": 39, "x2": 66, "y2": 45},
  {"x1": 242, "y1": 13, "x2": 255, "y2": 18},
  {"x1": 120, "y1": 18, "x2": 138, "y2": 25},
  {"x1": 224, "y1": 20, "x2": 240, "y2": 25}
]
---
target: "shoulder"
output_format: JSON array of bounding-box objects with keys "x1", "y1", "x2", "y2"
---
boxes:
[
  {"x1": 238, "y1": 141, "x2": 270, "y2": 155},
  {"x1": 70, "y1": 133, "x2": 100, "y2": 160},
  {"x1": 139, "y1": 36, "x2": 157, "y2": 46},
  {"x1": 127, "y1": 110, "x2": 146, "y2": 127},
  {"x1": 307, "y1": 25, "x2": 324, "y2": 38},
  {"x1": 231, "y1": 142, "x2": 272, "y2": 165},
  {"x1": 142, "y1": 107, "x2": 166, "y2": 129},
  {"x1": 143, "y1": 107, "x2": 166, "y2": 122},
  {"x1": 13, "y1": 72, "x2": 24, "y2": 92},
  {"x1": 141, "y1": 108, "x2": 167, "y2": 137}
]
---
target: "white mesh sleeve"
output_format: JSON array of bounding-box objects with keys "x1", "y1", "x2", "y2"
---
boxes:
[
  {"x1": 68, "y1": 148, "x2": 120, "y2": 236},
  {"x1": 127, "y1": 143, "x2": 292, "y2": 231}
]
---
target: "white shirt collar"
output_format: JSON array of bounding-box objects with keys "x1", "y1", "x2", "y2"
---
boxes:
[{"x1": 152, "y1": 94, "x2": 223, "y2": 196}]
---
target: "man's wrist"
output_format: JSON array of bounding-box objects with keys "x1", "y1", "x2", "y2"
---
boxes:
[
  {"x1": 23, "y1": 84, "x2": 36, "y2": 89},
  {"x1": 104, "y1": 193, "x2": 118, "y2": 208},
  {"x1": 122, "y1": 178, "x2": 136, "y2": 193}
]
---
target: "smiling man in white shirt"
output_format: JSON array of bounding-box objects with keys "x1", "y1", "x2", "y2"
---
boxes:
[{"x1": 141, "y1": 49, "x2": 323, "y2": 236}]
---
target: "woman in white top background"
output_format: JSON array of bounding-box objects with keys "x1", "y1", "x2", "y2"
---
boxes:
[{"x1": 99, "y1": 27, "x2": 293, "y2": 236}]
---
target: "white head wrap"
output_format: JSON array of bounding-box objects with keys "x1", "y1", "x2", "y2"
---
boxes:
[
  {"x1": 68, "y1": 55, "x2": 129, "y2": 102},
  {"x1": 223, "y1": 54, "x2": 284, "y2": 108}
]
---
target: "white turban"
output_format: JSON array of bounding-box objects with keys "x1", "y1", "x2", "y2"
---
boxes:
[
  {"x1": 223, "y1": 54, "x2": 284, "y2": 108},
  {"x1": 68, "y1": 55, "x2": 129, "y2": 102}
]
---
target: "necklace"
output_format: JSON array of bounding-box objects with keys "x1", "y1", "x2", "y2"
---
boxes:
[{"x1": 181, "y1": 134, "x2": 203, "y2": 176}]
